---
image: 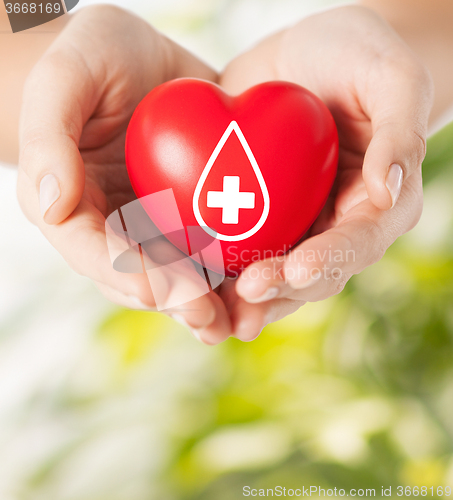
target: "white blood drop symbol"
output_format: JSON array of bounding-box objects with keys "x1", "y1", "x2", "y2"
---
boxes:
[{"x1": 193, "y1": 121, "x2": 270, "y2": 242}]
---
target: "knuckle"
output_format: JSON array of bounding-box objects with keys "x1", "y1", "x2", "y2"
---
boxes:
[
  {"x1": 377, "y1": 125, "x2": 427, "y2": 178},
  {"x1": 385, "y1": 52, "x2": 427, "y2": 84},
  {"x1": 363, "y1": 220, "x2": 387, "y2": 265},
  {"x1": 382, "y1": 126, "x2": 427, "y2": 179},
  {"x1": 24, "y1": 52, "x2": 66, "y2": 95},
  {"x1": 409, "y1": 128, "x2": 428, "y2": 167},
  {"x1": 310, "y1": 275, "x2": 349, "y2": 302},
  {"x1": 407, "y1": 59, "x2": 433, "y2": 95},
  {"x1": 20, "y1": 135, "x2": 46, "y2": 163},
  {"x1": 347, "y1": 215, "x2": 387, "y2": 267},
  {"x1": 395, "y1": 127, "x2": 427, "y2": 178},
  {"x1": 18, "y1": 136, "x2": 52, "y2": 186},
  {"x1": 21, "y1": 66, "x2": 83, "y2": 153},
  {"x1": 63, "y1": 221, "x2": 104, "y2": 278},
  {"x1": 331, "y1": 274, "x2": 350, "y2": 296},
  {"x1": 401, "y1": 174, "x2": 424, "y2": 233},
  {"x1": 404, "y1": 58, "x2": 428, "y2": 81}
]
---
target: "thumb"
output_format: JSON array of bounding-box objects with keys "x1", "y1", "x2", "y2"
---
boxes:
[
  {"x1": 361, "y1": 60, "x2": 433, "y2": 210},
  {"x1": 18, "y1": 49, "x2": 98, "y2": 225}
]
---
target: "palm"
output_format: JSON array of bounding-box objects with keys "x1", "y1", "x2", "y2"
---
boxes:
[
  {"x1": 310, "y1": 108, "x2": 372, "y2": 237},
  {"x1": 81, "y1": 133, "x2": 133, "y2": 217}
]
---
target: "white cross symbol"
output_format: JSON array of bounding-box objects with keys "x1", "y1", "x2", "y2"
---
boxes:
[{"x1": 207, "y1": 176, "x2": 255, "y2": 225}]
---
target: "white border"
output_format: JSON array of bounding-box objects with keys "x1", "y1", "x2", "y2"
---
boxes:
[{"x1": 193, "y1": 121, "x2": 270, "y2": 242}]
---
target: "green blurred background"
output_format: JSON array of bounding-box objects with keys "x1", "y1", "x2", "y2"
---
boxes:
[{"x1": 1, "y1": 1, "x2": 453, "y2": 499}]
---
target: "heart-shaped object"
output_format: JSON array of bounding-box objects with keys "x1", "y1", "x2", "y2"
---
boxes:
[{"x1": 126, "y1": 78, "x2": 338, "y2": 277}]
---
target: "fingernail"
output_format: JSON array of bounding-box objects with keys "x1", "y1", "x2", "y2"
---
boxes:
[
  {"x1": 242, "y1": 327, "x2": 265, "y2": 342},
  {"x1": 172, "y1": 314, "x2": 203, "y2": 343},
  {"x1": 246, "y1": 286, "x2": 279, "y2": 304},
  {"x1": 39, "y1": 174, "x2": 60, "y2": 218},
  {"x1": 190, "y1": 328, "x2": 203, "y2": 343},
  {"x1": 386, "y1": 164, "x2": 403, "y2": 208},
  {"x1": 289, "y1": 268, "x2": 322, "y2": 290}
]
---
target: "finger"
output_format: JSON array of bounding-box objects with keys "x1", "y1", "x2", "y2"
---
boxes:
[
  {"x1": 105, "y1": 218, "x2": 229, "y2": 333},
  {"x1": 17, "y1": 161, "x2": 161, "y2": 305},
  {"x1": 190, "y1": 292, "x2": 232, "y2": 345},
  {"x1": 238, "y1": 172, "x2": 422, "y2": 304},
  {"x1": 230, "y1": 298, "x2": 303, "y2": 342},
  {"x1": 19, "y1": 162, "x2": 222, "y2": 332},
  {"x1": 236, "y1": 241, "x2": 351, "y2": 304},
  {"x1": 45, "y1": 200, "x2": 221, "y2": 331},
  {"x1": 235, "y1": 257, "x2": 287, "y2": 304},
  {"x1": 47, "y1": 201, "x2": 220, "y2": 330},
  {"x1": 17, "y1": 28, "x2": 106, "y2": 225},
  {"x1": 94, "y1": 281, "x2": 156, "y2": 311},
  {"x1": 282, "y1": 173, "x2": 423, "y2": 300},
  {"x1": 94, "y1": 281, "x2": 225, "y2": 345},
  {"x1": 41, "y1": 199, "x2": 164, "y2": 304},
  {"x1": 360, "y1": 55, "x2": 433, "y2": 210},
  {"x1": 157, "y1": 266, "x2": 218, "y2": 332}
]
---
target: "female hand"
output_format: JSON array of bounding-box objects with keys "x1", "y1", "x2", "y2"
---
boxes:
[
  {"x1": 16, "y1": 5, "x2": 235, "y2": 340},
  {"x1": 218, "y1": 5, "x2": 434, "y2": 341}
]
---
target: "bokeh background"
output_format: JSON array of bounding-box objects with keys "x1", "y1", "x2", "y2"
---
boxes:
[{"x1": 1, "y1": 0, "x2": 453, "y2": 499}]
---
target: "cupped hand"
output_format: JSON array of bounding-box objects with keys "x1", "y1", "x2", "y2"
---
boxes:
[
  {"x1": 18, "y1": 5, "x2": 434, "y2": 346},
  {"x1": 218, "y1": 5, "x2": 434, "y2": 341},
  {"x1": 16, "y1": 5, "x2": 235, "y2": 341}
]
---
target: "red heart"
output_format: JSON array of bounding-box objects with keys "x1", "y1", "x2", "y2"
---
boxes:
[{"x1": 126, "y1": 78, "x2": 338, "y2": 277}]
